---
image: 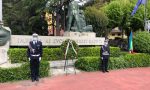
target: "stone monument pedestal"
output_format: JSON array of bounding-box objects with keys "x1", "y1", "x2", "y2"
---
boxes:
[
  {"x1": 0, "y1": 42, "x2": 9, "y2": 65},
  {"x1": 0, "y1": 26, "x2": 11, "y2": 65},
  {"x1": 64, "y1": 31, "x2": 96, "y2": 37}
]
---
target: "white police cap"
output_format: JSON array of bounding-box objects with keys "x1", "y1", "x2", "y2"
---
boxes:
[{"x1": 32, "y1": 33, "x2": 38, "y2": 37}]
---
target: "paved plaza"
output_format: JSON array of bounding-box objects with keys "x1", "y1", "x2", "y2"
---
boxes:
[{"x1": 0, "y1": 67, "x2": 150, "y2": 90}]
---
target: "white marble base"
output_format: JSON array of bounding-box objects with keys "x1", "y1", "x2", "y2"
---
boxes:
[
  {"x1": 81, "y1": 32, "x2": 96, "y2": 37},
  {"x1": 64, "y1": 32, "x2": 96, "y2": 37},
  {"x1": 0, "y1": 42, "x2": 9, "y2": 65}
]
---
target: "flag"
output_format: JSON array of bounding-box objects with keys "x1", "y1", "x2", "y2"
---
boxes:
[
  {"x1": 131, "y1": 0, "x2": 147, "y2": 16},
  {"x1": 129, "y1": 31, "x2": 133, "y2": 51},
  {"x1": 142, "y1": 0, "x2": 147, "y2": 4}
]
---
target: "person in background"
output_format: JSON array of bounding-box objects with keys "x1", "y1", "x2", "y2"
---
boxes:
[
  {"x1": 27, "y1": 33, "x2": 43, "y2": 82},
  {"x1": 100, "y1": 38, "x2": 110, "y2": 73}
]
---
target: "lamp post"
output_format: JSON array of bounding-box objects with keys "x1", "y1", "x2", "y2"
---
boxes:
[{"x1": 144, "y1": 0, "x2": 148, "y2": 31}]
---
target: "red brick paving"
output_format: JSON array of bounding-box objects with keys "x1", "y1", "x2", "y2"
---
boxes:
[{"x1": 0, "y1": 67, "x2": 150, "y2": 90}]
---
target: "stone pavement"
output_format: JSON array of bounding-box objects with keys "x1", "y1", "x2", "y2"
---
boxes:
[{"x1": 1, "y1": 67, "x2": 150, "y2": 90}]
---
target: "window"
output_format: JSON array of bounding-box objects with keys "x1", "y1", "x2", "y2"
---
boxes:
[
  {"x1": 112, "y1": 34, "x2": 115, "y2": 36},
  {"x1": 118, "y1": 33, "x2": 121, "y2": 36}
]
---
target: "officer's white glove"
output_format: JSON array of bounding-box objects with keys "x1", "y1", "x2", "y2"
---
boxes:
[
  {"x1": 39, "y1": 57, "x2": 41, "y2": 61},
  {"x1": 29, "y1": 58, "x2": 31, "y2": 61},
  {"x1": 101, "y1": 57, "x2": 103, "y2": 60}
]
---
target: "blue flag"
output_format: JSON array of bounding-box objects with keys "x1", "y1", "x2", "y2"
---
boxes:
[
  {"x1": 142, "y1": 0, "x2": 147, "y2": 4},
  {"x1": 131, "y1": 0, "x2": 147, "y2": 16}
]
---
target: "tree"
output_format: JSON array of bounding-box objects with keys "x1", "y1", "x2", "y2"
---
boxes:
[
  {"x1": 84, "y1": 6, "x2": 108, "y2": 37},
  {"x1": 3, "y1": 0, "x2": 49, "y2": 35},
  {"x1": 103, "y1": 0, "x2": 150, "y2": 34}
]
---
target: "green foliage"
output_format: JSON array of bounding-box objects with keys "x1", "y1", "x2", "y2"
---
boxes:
[
  {"x1": 0, "y1": 61, "x2": 49, "y2": 83},
  {"x1": 78, "y1": 47, "x2": 100, "y2": 57},
  {"x1": 103, "y1": 0, "x2": 150, "y2": 33},
  {"x1": 60, "y1": 39, "x2": 79, "y2": 59},
  {"x1": 109, "y1": 47, "x2": 121, "y2": 57},
  {"x1": 124, "y1": 53, "x2": 150, "y2": 67},
  {"x1": 84, "y1": 6, "x2": 108, "y2": 37},
  {"x1": 43, "y1": 48, "x2": 64, "y2": 61},
  {"x1": 8, "y1": 47, "x2": 120, "y2": 63},
  {"x1": 104, "y1": 0, "x2": 124, "y2": 28},
  {"x1": 8, "y1": 48, "x2": 64, "y2": 63},
  {"x1": 3, "y1": 0, "x2": 48, "y2": 35},
  {"x1": 133, "y1": 31, "x2": 150, "y2": 53},
  {"x1": 8, "y1": 48, "x2": 28, "y2": 63},
  {"x1": 75, "y1": 57, "x2": 100, "y2": 71},
  {"x1": 75, "y1": 53, "x2": 150, "y2": 71}
]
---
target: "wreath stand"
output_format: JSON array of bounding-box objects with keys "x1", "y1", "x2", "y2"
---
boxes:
[{"x1": 64, "y1": 39, "x2": 77, "y2": 75}]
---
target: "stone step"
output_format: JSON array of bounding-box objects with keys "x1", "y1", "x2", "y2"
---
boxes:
[
  {"x1": 0, "y1": 62, "x2": 22, "y2": 68},
  {"x1": 50, "y1": 60, "x2": 81, "y2": 76},
  {"x1": 50, "y1": 59, "x2": 77, "y2": 68},
  {"x1": 50, "y1": 67, "x2": 81, "y2": 76}
]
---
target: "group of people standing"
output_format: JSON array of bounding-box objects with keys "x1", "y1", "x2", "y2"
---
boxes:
[{"x1": 27, "y1": 33, "x2": 110, "y2": 82}]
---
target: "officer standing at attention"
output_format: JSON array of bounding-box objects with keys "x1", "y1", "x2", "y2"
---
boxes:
[
  {"x1": 100, "y1": 38, "x2": 110, "y2": 73},
  {"x1": 27, "y1": 33, "x2": 43, "y2": 82}
]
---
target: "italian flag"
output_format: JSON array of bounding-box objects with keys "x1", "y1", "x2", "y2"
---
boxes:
[{"x1": 129, "y1": 31, "x2": 133, "y2": 52}]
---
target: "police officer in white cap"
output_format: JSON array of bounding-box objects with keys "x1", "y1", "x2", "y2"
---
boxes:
[{"x1": 27, "y1": 33, "x2": 43, "y2": 82}]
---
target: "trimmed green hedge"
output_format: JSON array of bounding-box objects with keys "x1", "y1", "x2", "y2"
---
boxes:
[
  {"x1": 0, "y1": 61, "x2": 49, "y2": 83},
  {"x1": 8, "y1": 47, "x2": 120, "y2": 63},
  {"x1": 133, "y1": 31, "x2": 150, "y2": 53},
  {"x1": 8, "y1": 48, "x2": 64, "y2": 63},
  {"x1": 75, "y1": 53, "x2": 150, "y2": 71}
]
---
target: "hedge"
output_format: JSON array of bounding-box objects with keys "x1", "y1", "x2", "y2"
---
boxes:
[
  {"x1": 8, "y1": 47, "x2": 120, "y2": 63},
  {"x1": 75, "y1": 53, "x2": 150, "y2": 71},
  {"x1": 133, "y1": 31, "x2": 150, "y2": 53},
  {"x1": 0, "y1": 61, "x2": 49, "y2": 83}
]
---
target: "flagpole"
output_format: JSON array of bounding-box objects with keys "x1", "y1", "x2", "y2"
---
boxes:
[{"x1": 144, "y1": 0, "x2": 148, "y2": 31}]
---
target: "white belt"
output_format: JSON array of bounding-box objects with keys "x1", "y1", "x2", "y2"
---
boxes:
[
  {"x1": 102, "y1": 51, "x2": 109, "y2": 55},
  {"x1": 31, "y1": 54, "x2": 40, "y2": 56}
]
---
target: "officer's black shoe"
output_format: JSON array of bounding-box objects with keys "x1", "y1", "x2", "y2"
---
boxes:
[
  {"x1": 102, "y1": 70, "x2": 105, "y2": 73},
  {"x1": 32, "y1": 79, "x2": 35, "y2": 82},
  {"x1": 36, "y1": 77, "x2": 39, "y2": 81},
  {"x1": 106, "y1": 70, "x2": 109, "y2": 72}
]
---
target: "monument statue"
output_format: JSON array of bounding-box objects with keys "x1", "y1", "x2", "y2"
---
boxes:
[
  {"x1": 66, "y1": 0, "x2": 93, "y2": 32},
  {"x1": 0, "y1": 22, "x2": 11, "y2": 46},
  {"x1": 67, "y1": 0, "x2": 81, "y2": 32}
]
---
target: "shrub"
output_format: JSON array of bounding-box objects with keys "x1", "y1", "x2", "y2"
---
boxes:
[
  {"x1": 84, "y1": 6, "x2": 108, "y2": 37},
  {"x1": 78, "y1": 47, "x2": 100, "y2": 57},
  {"x1": 8, "y1": 48, "x2": 64, "y2": 63},
  {"x1": 0, "y1": 61, "x2": 49, "y2": 83},
  {"x1": 133, "y1": 31, "x2": 150, "y2": 53},
  {"x1": 8, "y1": 47, "x2": 120, "y2": 63},
  {"x1": 124, "y1": 53, "x2": 150, "y2": 67},
  {"x1": 42, "y1": 48, "x2": 64, "y2": 61},
  {"x1": 75, "y1": 57, "x2": 100, "y2": 71},
  {"x1": 8, "y1": 48, "x2": 28, "y2": 63},
  {"x1": 75, "y1": 53, "x2": 150, "y2": 71},
  {"x1": 110, "y1": 47, "x2": 120, "y2": 57}
]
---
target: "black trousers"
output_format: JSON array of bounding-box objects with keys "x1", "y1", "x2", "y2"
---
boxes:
[
  {"x1": 30, "y1": 59, "x2": 40, "y2": 80},
  {"x1": 101, "y1": 59, "x2": 109, "y2": 72}
]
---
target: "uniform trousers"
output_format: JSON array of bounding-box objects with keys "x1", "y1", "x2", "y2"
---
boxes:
[
  {"x1": 30, "y1": 59, "x2": 40, "y2": 80},
  {"x1": 101, "y1": 59, "x2": 109, "y2": 72}
]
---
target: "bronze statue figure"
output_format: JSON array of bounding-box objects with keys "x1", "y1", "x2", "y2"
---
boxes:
[
  {"x1": 0, "y1": 23, "x2": 11, "y2": 46},
  {"x1": 66, "y1": 0, "x2": 93, "y2": 32}
]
